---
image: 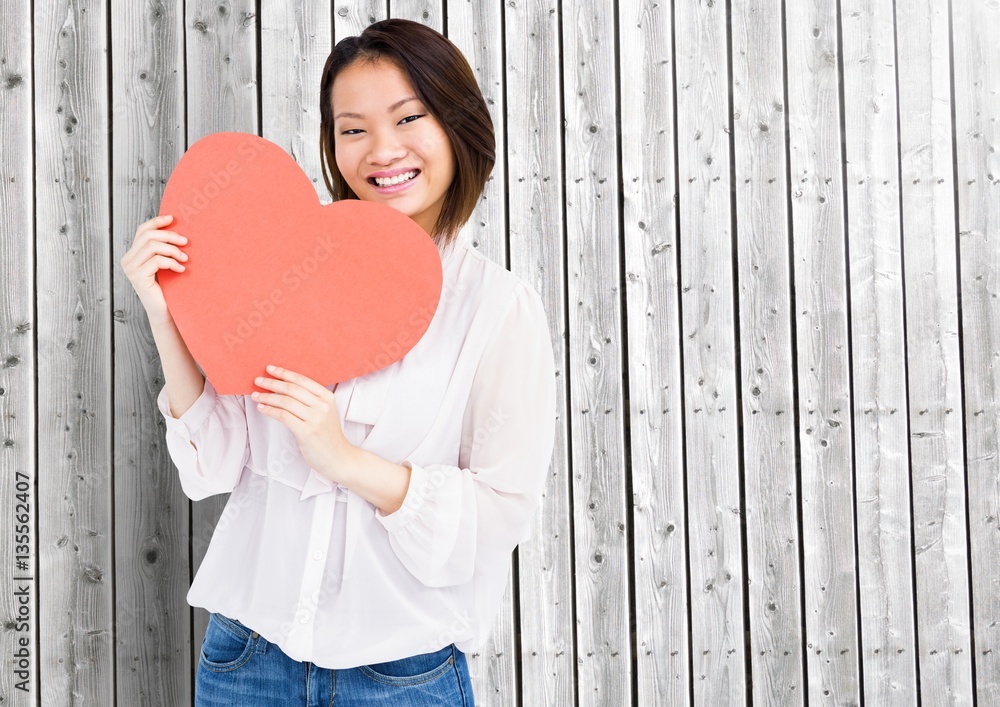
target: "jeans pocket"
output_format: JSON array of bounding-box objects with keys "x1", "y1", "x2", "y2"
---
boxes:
[
  {"x1": 199, "y1": 612, "x2": 258, "y2": 673},
  {"x1": 358, "y1": 644, "x2": 456, "y2": 686}
]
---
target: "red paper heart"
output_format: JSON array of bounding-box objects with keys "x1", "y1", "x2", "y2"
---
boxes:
[{"x1": 157, "y1": 132, "x2": 442, "y2": 395}]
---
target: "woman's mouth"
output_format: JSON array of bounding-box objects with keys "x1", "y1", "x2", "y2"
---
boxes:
[{"x1": 368, "y1": 169, "x2": 421, "y2": 194}]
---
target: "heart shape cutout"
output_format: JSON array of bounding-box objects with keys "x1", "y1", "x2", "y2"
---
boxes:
[{"x1": 157, "y1": 131, "x2": 442, "y2": 395}]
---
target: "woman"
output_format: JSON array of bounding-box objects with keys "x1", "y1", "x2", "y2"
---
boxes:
[{"x1": 120, "y1": 18, "x2": 556, "y2": 707}]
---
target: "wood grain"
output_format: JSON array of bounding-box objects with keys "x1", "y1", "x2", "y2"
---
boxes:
[
  {"x1": 504, "y1": 0, "x2": 575, "y2": 704},
  {"x1": 952, "y1": 0, "x2": 1000, "y2": 703},
  {"x1": 785, "y1": 0, "x2": 862, "y2": 703},
  {"x1": 842, "y1": 0, "x2": 919, "y2": 702},
  {"x1": 0, "y1": 2, "x2": 36, "y2": 706},
  {"x1": 560, "y1": 0, "x2": 632, "y2": 704},
  {"x1": 675, "y1": 0, "x2": 748, "y2": 703},
  {"x1": 618, "y1": 0, "x2": 690, "y2": 704},
  {"x1": 896, "y1": 0, "x2": 974, "y2": 702}
]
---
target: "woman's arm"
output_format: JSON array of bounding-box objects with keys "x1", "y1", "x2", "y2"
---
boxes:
[
  {"x1": 152, "y1": 313, "x2": 250, "y2": 501},
  {"x1": 150, "y1": 314, "x2": 206, "y2": 420},
  {"x1": 371, "y1": 280, "x2": 558, "y2": 587}
]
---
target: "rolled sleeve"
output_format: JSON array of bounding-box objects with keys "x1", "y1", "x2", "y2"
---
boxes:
[
  {"x1": 374, "y1": 281, "x2": 558, "y2": 587},
  {"x1": 157, "y1": 377, "x2": 251, "y2": 501}
]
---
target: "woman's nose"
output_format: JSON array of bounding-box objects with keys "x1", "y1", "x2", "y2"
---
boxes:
[{"x1": 366, "y1": 130, "x2": 406, "y2": 165}]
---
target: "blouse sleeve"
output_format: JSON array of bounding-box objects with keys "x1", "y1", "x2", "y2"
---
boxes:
[
  {"x1": 374, "y1": 280, "x2": 557, "y2": 587},
  {"x1": 156, "y1": 376, "x2": 251, "y2": 501}
]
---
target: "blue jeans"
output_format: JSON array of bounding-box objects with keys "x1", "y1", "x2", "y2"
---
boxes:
[{"x1": 195, "y1": 612, "x2": 475, "y2": 706}]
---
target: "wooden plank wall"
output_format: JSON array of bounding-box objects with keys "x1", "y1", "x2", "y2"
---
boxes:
[{"x1": 1, "y1": 0, "x2": 997, "y2": 705}]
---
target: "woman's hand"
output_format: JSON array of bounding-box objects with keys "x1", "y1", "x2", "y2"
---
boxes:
[
  {"x1": 120, "y1": 214, "x2": 189, "y2": 324},
  {"x1": 251, "y1": 365, "x2": 355, "y2": 483}
]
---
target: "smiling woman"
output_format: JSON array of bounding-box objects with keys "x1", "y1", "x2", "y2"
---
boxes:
[
  {"x1": 318, "y1": 20, "x2": 495, "y2": 249},
  {"x1": 130, "y1": 16, "x2": 558, "y2": 707},
  {"x1": 328, "y1": 59, "x2": 457, "y2": 236}
]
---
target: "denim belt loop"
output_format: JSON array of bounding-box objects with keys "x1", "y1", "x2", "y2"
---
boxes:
[{"x1": 253, "y1": 631, "x2": 268, "y2": 654}]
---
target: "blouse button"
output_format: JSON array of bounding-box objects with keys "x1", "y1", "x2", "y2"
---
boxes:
[
  {"x1": 312, "y1": 551, "x2": 322, "y2": 561},
  {"x1": 299, "y1": 613, "x2": 309, "y2": 624}
]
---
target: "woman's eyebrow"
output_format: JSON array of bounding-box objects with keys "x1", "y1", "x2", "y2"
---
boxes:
[{"x1": 334, "y1": 96, "x2": 419, "y2": 121}]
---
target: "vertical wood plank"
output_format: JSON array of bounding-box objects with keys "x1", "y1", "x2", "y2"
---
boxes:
[
  {"x1": 784, "y1": 0, "x2": 862, "y2": 702},
  {"x1": 952, "y1": 0, "x2": 1000, "y2": 702},
  {"x1": 447, "y1": 0, "x2": 505, "y2": 257},
  {"x1": 33, "y1": 1, "x2": 116, "y2": 705},
  {"x1": 388, "y1": 0, "x2": 442, "y2": 32},
  {"x1": 111, "y1": 0, "x2": 191, "y2": 704},
  {"x1": 560, "y1": 0, "x2": 631, "y2": 704},
  {"x1": 840, "y1": 0, "x2": 919, "y2": 703},
  {"x1": 260, "y1": 2, "x2": 331, "y2": 203},
  {"x1": 446, "y1": 2, "x2": 516, "y2": 704},
  {"x1": 731, "y1": 0, "x2": 805, "y2": 701},
  {"x1": 674, "y1": 0, "x2": 747, "y2": 703},
  {"x1": 0, "y1": 2, "x2": 36, "y2": 706},
  {"x1": 183, "y1": 0, "x2": 259, "y2": 666},
  {"x1": 895, "y1": 0, "x2": 974, "y2": 702},
  {"x1": 333, "y1": 0, "x2": 387, "y2": 41},
  {"x1": 503, "y1": 0, "x2": 575, "y2": 705},
  {"x1": 618, "y1": 0, "x2": 690, "y2": 704}
]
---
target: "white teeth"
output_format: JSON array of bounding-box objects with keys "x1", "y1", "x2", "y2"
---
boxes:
[{"x1": 374, "y1": 170, "x2": 417, "y2": 187}]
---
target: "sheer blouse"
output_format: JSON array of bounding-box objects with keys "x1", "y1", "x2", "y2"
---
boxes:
[{"x1": 157, "y1": 235, "x2": 557, "y2": 669}]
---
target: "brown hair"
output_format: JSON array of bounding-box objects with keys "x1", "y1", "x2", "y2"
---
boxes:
[{"x1": 319, "y1": 19, "x2": 495, "y2": 247}]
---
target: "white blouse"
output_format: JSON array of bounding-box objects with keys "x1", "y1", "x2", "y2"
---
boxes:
[{"x1": 156, "y1": 233, "x2": 557, "y2": 669}]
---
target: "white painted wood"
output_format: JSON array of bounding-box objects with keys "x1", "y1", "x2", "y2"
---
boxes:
[
  {"x1": 333, "y1": 0, "x2": 387, "y2": 42},
  {"x1": 731, "y1": 0, "x2": 805, "y2": 702},
  {"x1": 109, "y1": 1, "x2": 192, "y2": 705},
  {"x1": 503, "y1": 0, "x2": 574, "y2": 705},
  {"x1": 183, "y1": 0, "x2": 260, "y2": 669},
  {"x1": 447, "y1": 0, "x2": 505, "y2": 257},
  {"x1": 32, "y1": 1, "x2": 118, "y2": 705},
  {"x1": 0, "y1": 2, "x2": 36, "y2": 706},
  {"x1": 674, "y1": 1, "x2": 747, "y2": 704},
  {"x1": 895, "y1": 1, "x2": 974, "y2": 703},
  {"x1": 841, "y1": 0, "x2": 919, "y2": 703},
  {"x1": 389, "y1": 0, "x2": 442, "y2": 32},
  {"x1": 261, "y1": 2, "x2": 331, "y2": 203},
  {"x1": 784, "y1": 0, "x2": 862, "y2": 703},
  {"x1": 560, "y1": 0, "x2": 631, "y2": 704},
  {"x1": 951, "y1": 0, "x2": 1000, "y2": 703},
  {"x1": 617, "y1": 0, "x2": 689, "y2": 704}
]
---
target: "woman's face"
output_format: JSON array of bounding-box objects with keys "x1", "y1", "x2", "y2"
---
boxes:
[{"x1": 331, "y1": 58, "x2": 456, "y2": 237}]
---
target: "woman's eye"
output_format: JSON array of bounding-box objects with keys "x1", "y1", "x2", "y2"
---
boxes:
[{"x1": 340, "y1": 115, "x2": 424, "y2": 135}]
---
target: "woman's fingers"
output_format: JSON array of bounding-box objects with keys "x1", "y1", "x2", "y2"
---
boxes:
[
  {"x1": 253, "y1": 392, "x2": 311, "y2": 424},
  {"x1": 138, "y1": 238, "x2": 188, "y2": 265},
  {"x1": 123, "y1": 242, "x2": 187, "y2": 279},
  {"x1": 123, "y1": 215, "x2": 187, "y2": 268},
  {"x1": 253, "y1": 375, "x2": 320, "y2": 409},
  {"x1": 263, "y1": 366, "x2": 332, "y2": 400},
  {"x1": 127, "y1": 214, "x2": 175, "y2": 254},
  {"x1": 124, "y1": 229, "x2": 188, "y2": 273},
  {"x1": 134, "y1": 213, "x2": 173, "y2": 239},
  {"x1": 146, "y1": 254, "x2": 186, "y2": 274}
]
